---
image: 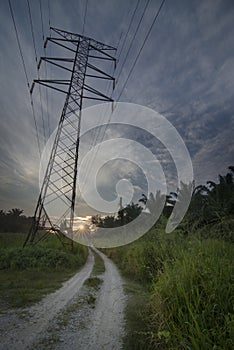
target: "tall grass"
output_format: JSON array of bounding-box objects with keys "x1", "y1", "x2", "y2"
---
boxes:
[
  {"x1": 148, "y1": 239, "x2": 234, "y2": 349},
  {"x1": 105, "y1": 228, "x2": 186, "y2": 282},
  {"x1": 105, "y1": 228, "x2": 234, "y2": 349}
]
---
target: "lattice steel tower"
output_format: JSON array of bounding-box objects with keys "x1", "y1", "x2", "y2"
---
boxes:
[{"x1": 24, "y1": 28, "x2": 116, "y2": 246}]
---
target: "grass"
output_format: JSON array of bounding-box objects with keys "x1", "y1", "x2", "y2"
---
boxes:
[
  {"x1": 122, "y1": 279, "x2": 150, "y2": 350},
  {"x1": 148, "y1": 239, "x2": 234, "y2": 349},
  {"x1": 56, "y1": 299, "x2": 84, "y2": 328},
  {"x1": 84, "y1": 276, "x2": 102, "y2": 290},
  {"x1": 105, "y1": 227, "x2": 234, "y2": 349},
  {"x1": 0, "y1": 232, "x2": 88, "y2": 310},
  {"x1": 36, "y1": 332, "x2": 62, "y2": 349},
  {"x1": 85, "y1": 293, "x2": 96, "y2": 305},
  {"x1": 82, "y1": 249, "x2": 105, "y2": 307},
  {"x1": 91, "y1": 249, "x2": 105, "y2": 275},
  {"x1": 0, "y1": 231, "x2": 25, "y2": 247},
  {"x1": 0, "y1": 269, "x2": 77, "y2": 310}
]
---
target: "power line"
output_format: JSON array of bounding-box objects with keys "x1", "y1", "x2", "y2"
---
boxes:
[
  {"x1": 91, "y1": 27, "x2": 123, "y2": 150},
  {"x1": 116, "y1": 0, "x2": 166, "y2": 102},
  {"x1": 72, "y1": 1, "x2": 166, "y2": 203},
  {"x1": 38, "y1": 86, "x2": 47, "y2": 142},
  {"x1": 76, "y1": 0, "x2": 146, "y2": 194},
  {"x1": 116, "y1": 30, "x2": 123, "y2": 54},
  {"x1": 44, "y1": 65, "x2": 50, "y2": 136},
  {"x1": 89, "y1": 0, "x2": 166, "y2": 176},
  {"x1": 30, "y1": 99, "x2": 42, "y2": 157},
  {"x1": 45, "y1": 0, "x2": 52, "y2": 136},
  {"x1": 47, "y1": 0, "x2": 51, "y2": 29},
  {"x1": 27, "y1": 0, "x2": 38, "y2": 63},
  {"x1": 8, "y1": 0, "x2": 30, "y2": 89},
  {"x1": 117, "y1": 0, "x2": 141, "y2": 61},
  {"x1": 8, "y1": 0, "x2": 42, "y2": 157},
  {"x1": 116, "y1": 0, "x2": 151, "y2": 85},
  {"x1": 37, "y1": 0, "x2": 49, "y2": 140},
  {"x1": 39, "y1": 0, "x2": 45, "y2": 41},
  {"x1": 75, "y1": 72, "x2": 116, "y2": 207},
  {"x1": 82, "y1": 0, "x2": 88, "y2": 35},
  {"x1": 46, "y1": 0, "x2": 52, "y2": 136},
  {"x1": 27, "y1": 0, "x2": 47, "y2": 143},
  {"x1": 42, "y1": 44, "x2": 50, "y2": 138},
  {"x1": 27, "y1": 0, "x2": 46, "y2": 140}
]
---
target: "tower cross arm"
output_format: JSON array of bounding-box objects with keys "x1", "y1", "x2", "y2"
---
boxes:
[{"x1": 50, "y1": 27, "x2": 116, "y2": 51}]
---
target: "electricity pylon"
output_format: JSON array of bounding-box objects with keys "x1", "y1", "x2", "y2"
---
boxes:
[{"x1": 24, "y1": 27, "x2": 116, "y2": 246}]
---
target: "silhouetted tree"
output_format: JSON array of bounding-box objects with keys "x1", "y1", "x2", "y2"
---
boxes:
[
  {"x1": 0, "y1": 208, "x2": 32, "y2": 233},
  {"x1": 183, "y1": 167, "x2": 234, "y2": 238},
  {"x1": 91, "y1": 202, "x2": 142, "y2": 228},
  {"x1": 117, "y1": 202, "x2": 142, "y2": 225},
  {"x1": 7, "y1": 208, "x2": 24, "y2": 217}
]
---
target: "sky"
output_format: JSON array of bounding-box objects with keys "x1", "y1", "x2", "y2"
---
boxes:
[{"x1": 0, "y1": 0, "x2": 234, "y2": 217}]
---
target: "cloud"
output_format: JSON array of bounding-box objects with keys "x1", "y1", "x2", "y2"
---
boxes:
[{"x1": 0, "y1": 0, "x2": 234, "y2": 217}]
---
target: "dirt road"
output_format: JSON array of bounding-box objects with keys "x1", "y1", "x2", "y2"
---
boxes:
[{"x1": 0, "y1": 248, "x2": 126, "y2": 350}]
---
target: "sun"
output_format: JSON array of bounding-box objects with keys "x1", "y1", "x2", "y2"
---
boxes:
[{"x1": 78, "y1": 224, "x2": 85, "y2": 231}]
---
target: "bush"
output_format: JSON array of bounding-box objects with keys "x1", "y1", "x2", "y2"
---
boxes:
[{"x1": 0, "y1": 245, "x2": 88, "y2": 271}]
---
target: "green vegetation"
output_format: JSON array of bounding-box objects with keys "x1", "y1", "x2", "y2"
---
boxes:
[
  {"x1": 91, "y1": 250, "x2": 105, "y2": 275},
  {"x1": 149, "y1": 238, "x2": 233, "y2": 349},
  {"x1": 84, "y1": 276, "x2": 102, "y2": 290},
  {"x1": 104, "y1": 167, "x2": 234, "y2": 349},
  {"x1": 91, "y1": 202, "x2": 142, "y2": 228},
  {"x1": 0, "y1": 232, "x2": 88, "y2": 310},
  {"x1": 106, "y1": 229, "x2": 234, "y2": 349},
  {"x1": 121, "y1": 279, "x2": 150, "y2": 350}
]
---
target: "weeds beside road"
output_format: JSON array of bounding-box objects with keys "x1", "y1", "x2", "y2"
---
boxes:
[{"x1": 105, "y1": 227, "x2": 234, "y2": 349}]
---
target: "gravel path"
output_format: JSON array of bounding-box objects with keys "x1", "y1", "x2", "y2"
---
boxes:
[
  {"x1": 72, "y1": 248, "x2": 126, "y2": 350},
  {"x1": 0, "y1": 248, "x2": 126, "y2": 350}
]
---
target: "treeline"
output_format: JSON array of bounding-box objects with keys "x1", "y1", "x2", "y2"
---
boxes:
[
  {"x1": 91, "y1": 202, "x2": 143, "y2": 228},
  {"x1": 93, "y1": 166, "x2": 234, "y2": 242},
  {"x1": 91, "y1": 197, "x2": 174, "y2": 229},
  {"x1": 0, "y1": 209, "x2": 32, "y2": 233}
]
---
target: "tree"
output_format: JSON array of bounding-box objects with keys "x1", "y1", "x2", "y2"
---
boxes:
[
  {"x1": 183, "y1": 167, "x2": 234, "y2": 239},
  {"x1": 7, "y1": 208, "x2": 24, "y2": 217},
  {"x1": 117, "y1": 202, "x2": 142, "y2": 225},
  {"x1": 139, "y1": 191, "x2": 170, "y2": 217},
  {"x1": 91, "y1": 202, "x2": 143, "y2": 228}
]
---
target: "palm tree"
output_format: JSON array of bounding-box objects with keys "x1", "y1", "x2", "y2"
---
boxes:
[
  {"x1": 200, "y1": 168, "x2": 234, "y2": 224},
  {"x1": 139, "y1": 191, "x2": 166, "y2": 213},
  {"x1": 7, "y1": 208, "x2": 24, "y2": 217},
  {"x1": 183, "y1": 167, "x2": 234, "y2": 239}
]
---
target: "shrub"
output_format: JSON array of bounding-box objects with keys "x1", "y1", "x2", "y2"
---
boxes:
[{"x1": 0, "y1": 245, "x2": 88, "y2": 271}]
